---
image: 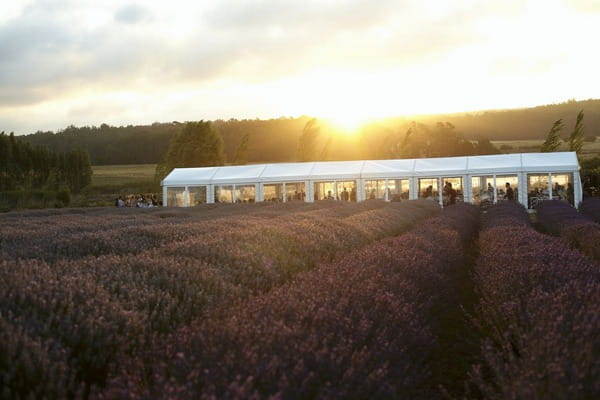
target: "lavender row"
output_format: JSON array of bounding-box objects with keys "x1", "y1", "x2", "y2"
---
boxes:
[
  {"x1": 103, "y1": 203, "x2": 480, "y2": 399},
  {"x1": 0, "y1": 201, "x2": 439, "y2": 398},
  {"x1": 536, "y1": 199, "x2": 600, "y2": 262},
  {"x1": 578, "y1": 197, "x2": 600, "y2": 223},
  {"x1": 0, "y1": 200, "x2": 407, "y2": 262},
  {"x1": 471, "y1": 201, "x2": 600, "y2": 399},
  {"x1": 0, "y1": 201, "x2": 337, "y2": 260}
]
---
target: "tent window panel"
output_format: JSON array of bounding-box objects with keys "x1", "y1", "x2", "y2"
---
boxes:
[
  {"x1": 365, "y1": 180, "x2": 386, "y2": 200},
  {"x1": 552, "y1": 173, "x2": 574, "y2": 205},
  {"x1": 314, "y1": 182, "x2": 335, "y2": 200},
  {"x1": 388, "y1": 179, "x2": 409, "y2": 201},
  {"x1": 286, "y1": 182, "x2": 306, "y2": 202},
  {"x1": 188, "y1": 186, "x2": 207, "y2": 205},
  {"x1": 442, "y1": 177, "x2": 463, "y2": 206},
  {"x1": 418, "y1": 178, "x2": 438, "y2": 200},
  {"x1": 496, "y1": 176, "x2": 518, "y2": 202},
  {"x1": 264, "y1": 184, "x2": 284, "y2": 202},
  {"x1": 236, "y1": 185, "x2": 255, "y2": 203},
  {"x1": 336, "y1": 181, "x2": 356, "y2": 202},
  {"x1": 471, "y1": 176, "x2": 494, "y2": 207},
  {"x1": 528, "y1": 174, "x2": 549, "y2": 209},
  {"x1": 167, "y1": 187, "x2": 185, "y2": 207},
  {"x1": 216, "y1": 186, "x2": 234, "y2": 203}
]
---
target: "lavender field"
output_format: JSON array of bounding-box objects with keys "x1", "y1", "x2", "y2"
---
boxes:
[{"x1": 0, "y1": 200, "x2": 598, "y2": 399}]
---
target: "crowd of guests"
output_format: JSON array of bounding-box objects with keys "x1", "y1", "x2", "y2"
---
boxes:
[
  {"x1": 319, "y1": 187, "x2": 357, "y2": 201},
  {"x1": 528, "y1": 182, "x2": 574, "y2": 207},
  {"x1": 265, "y1": 190, "x2": 306, "y2": 202},
  {"x1": 112, "y1": 182, "x2": 573, "y2": 208},
  {"x1": 115, "y1": 194, "x2": 159, "y2": 208}
]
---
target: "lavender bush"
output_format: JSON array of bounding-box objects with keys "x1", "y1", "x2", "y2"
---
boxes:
[
  {"x1": 0, "y1": 200, "x2": 439, "y2": 398},
  {"x1": 471, "y1": 201, "x2": 600, "y2": 399},
  {"x1": 537, "y1": 199, "x2": 600, "y2": 262},
  {"x1": 103, "y1": 203, "x2": 480, "y2": 399},
  {"x1": 578, "y1": 197, "x2": 600, "y2": 223}
]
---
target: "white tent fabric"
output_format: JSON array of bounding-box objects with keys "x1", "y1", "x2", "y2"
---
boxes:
[
  {"x1": 466, "y1": 153, "x2": 523, "y2": 174},
  {"x1": 413, "y1": 156, "x2": 468, "y2": 176},
  {"x1": 210, "y1": 164, "x2": 267, "y2": 184},
  {"x1": 161, "y1": 167, "x2": 218, "y2": 186},
  {"x1": 260, "y1": 162, "x2": 315, "y2": 182},
  {"x1": 162, "y1": 152, "x2": 580, "y2": 186},
  {"x1": 360, "y1": 159, "x2": 416, "y2": 178},
  {"x1": 309, "y1": 161, "x2": 365, "y2": 180},
  {"x1": 521, "y1": 152, "x2": 579, "y2": 172}
]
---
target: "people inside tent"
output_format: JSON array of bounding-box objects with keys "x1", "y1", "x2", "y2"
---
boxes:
[
  {"x1": 340, "y1": 187, "x2": 349, "y2": 201},
  {"x1": 423, "y1": 185, "x2": 433, "y2": 199},
  {"x1": 443, "y1": 182, "x2": 457, "y2": 206},
  {"x1": 504, "y1": 182, "x2": 515, "y2": 201},
  {"x1": 487, "y1": 182, "x2": 494, "y2": 198},
  {"x1": 292, "y1": 190, "x2": 306, "y2": 201},
  {"x1": 553, "y1": 182, "x2": 565, "y2": 200},
  {"x1": 369, "y1": 188, "x2": 376, "y2": 200},
  {"x1": 350, "y1": 187, "x2": 357, "y2": 202},
  {"x1": 326, "y1": 190, "x2": 334, "y2": 200}
]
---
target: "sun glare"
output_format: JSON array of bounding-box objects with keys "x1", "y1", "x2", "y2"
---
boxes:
[{"x1": 321, "y1": 112, "x2": 370, "y2": 135}]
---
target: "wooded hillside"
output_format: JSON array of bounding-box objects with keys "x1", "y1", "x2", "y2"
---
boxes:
[{"x1": 12, "y1": 99, "x2": 600, "y2": 165}]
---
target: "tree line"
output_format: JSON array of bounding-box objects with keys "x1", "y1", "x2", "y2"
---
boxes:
[
  {"x1": 0, "y1": 132, "x2": 92, "y2": 208},
  {"x1": 13, "y1": 99, "x2": 600, "y2": 167},
  {"x1": 155, "y1": 118, "x2": 501, "y2": 181}
]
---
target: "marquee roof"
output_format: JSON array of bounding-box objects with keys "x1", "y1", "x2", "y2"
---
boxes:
[{"x1": 162, "y1": 152, "x2": 580, "y2": 186}]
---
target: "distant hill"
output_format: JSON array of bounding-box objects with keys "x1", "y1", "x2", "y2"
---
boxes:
[
  {"x1": 411, "y1": 98, "x2": 600, "y2": 140},
  {"x1": 9, "y1": 99, "x2": 600, "y2": 165}
]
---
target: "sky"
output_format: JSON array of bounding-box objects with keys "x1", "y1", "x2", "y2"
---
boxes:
[{"x1": 1, "y1": 0, "x2": 599, "y2": 134}]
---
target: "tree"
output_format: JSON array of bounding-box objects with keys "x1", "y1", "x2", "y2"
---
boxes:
[
  {"x1": 232, "y1": 133, "x2": 250, "y2": 165},
  {"x1": 65, "y1": 148, "x2": 92, "y2": 193},
  {"x1": 155, "y1": 121, "x2": 224, "y2": 181},
  {"x1": 540, "y1": 119, "x2": 564, "y2": 152},
  {"x1": 567, "y1": 110, "x2": 585, "y2": 155},
  {"x1": 297, "y1": 118, "x2": 321, "y2": 162},
  {"x1": 474, "y1": 137, "x2": 500, "y2": 155},
  {"x1": 319, "y1": 135, "x2": 333, "y2": 160}
]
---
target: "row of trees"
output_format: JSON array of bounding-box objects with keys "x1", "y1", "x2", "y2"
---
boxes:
[
  {"x1": 539, "y1": 110, "x2": 600, "y2": 196},
  {"x1": 20, "y1": 123, "x2": 178, "y2": 165},
  {"x1": 298, "y1": 118, "x2": 500, "y2": 162},
  {"x1": 15, "y1": 99, "x2": 599, "y2": 166},
  {"x1": 155, "y1": 121, "x2": 225, "y2": 181},
  {"x1": 156, "y1": 118, "x2": 501, "y2": 181},
  {"x1": 0, "y1": 132, "x2": 92, "y2": 194}
]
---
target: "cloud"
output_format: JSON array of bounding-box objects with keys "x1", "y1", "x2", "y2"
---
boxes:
[
  {"x1": 0, "y1": 0, "x2": 494, "y2": 109},
  {"x1": 566, "y1": 0, "x2": 600, "y2": 13},
  {"x1": 114, "y1": 3, "x2": 152, "y2": 24},
  {"x1": 0, "y1": 0, "x2": 598, "y2": 134}
]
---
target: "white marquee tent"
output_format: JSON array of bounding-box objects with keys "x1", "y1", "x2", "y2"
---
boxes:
[{"x1": 162, "y1": 152, "x2": 582, "y2": 209}]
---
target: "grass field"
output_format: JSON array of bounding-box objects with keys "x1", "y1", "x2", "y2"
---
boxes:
[
  {"x1": 491, "y1": 138, "x2": 600, "y2": 159},
  {"x1": 91, "y1": 163, "x2": 157, "y2": 186},
  {"x1": 81, "y1": 164, "x2": 159, "y2": 206}
]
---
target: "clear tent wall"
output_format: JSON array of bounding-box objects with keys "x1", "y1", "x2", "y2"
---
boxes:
[{"x1": 162, "y1": 152, "x2": 582, "y2": 210}]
